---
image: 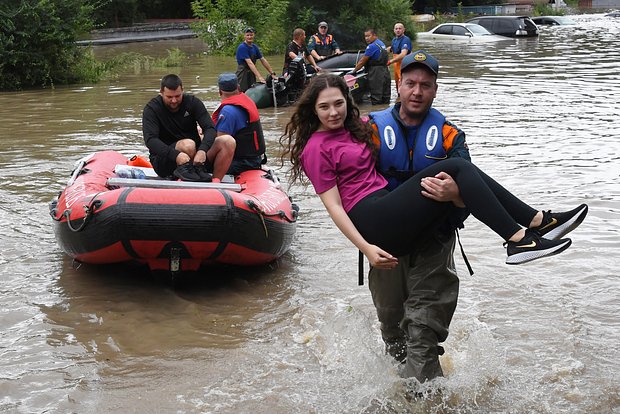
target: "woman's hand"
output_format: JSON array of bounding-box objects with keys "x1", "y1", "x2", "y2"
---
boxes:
[{"x1": 363, "y1": 244, "x2": 398, "y2": 269}]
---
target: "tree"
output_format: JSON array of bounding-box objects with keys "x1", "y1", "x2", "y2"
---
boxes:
[
  {"x1": 288, "y1": 0, "x2": 414, "y2": 49},
  {"x1": 191, "y1": 0, "x2": 415, "y2": 55},
  {"x1": 1, "y1": 0, "x2": 96, "y2": 90}
]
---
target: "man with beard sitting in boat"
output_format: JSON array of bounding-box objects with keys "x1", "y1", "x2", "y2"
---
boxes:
[
  {"x1": 142, "y1": 74, "x2": 235, "y2": 182},
  {"x1": 210, "y1": 73, "x2": 267, "y2": 179}
]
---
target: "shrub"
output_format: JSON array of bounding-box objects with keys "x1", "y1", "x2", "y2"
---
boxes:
[{"x1": 0, "y1": 0, "x2": 96, "y2": 90}]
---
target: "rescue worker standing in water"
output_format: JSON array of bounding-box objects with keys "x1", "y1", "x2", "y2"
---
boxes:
[
  {"x1": 350, "y1": 28, "x2": 391, "y2": 105},
  {"x1": 387, "y1": 22, "x2": 412, "y2": 95},
  {"x1": 235, "y1": 27, "x2": 277, "y2": 92},
  {"x1": 367, "y1": 51, "x2": 470, "y2": 382}
]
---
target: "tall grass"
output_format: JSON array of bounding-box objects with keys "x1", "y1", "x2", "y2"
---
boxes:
[{"x1": 70, "y1": 48, "x2": 188, "y2": 83}]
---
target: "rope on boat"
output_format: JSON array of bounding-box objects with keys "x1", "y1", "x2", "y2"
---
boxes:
[
  {"x1": 63, "y1": 193, "x2": 103, "y2": 232},
  {"x1": 246, "y1": 199, "x2": 299, "y2": 239}
]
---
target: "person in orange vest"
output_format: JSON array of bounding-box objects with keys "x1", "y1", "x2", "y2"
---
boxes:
[
  {"x1": 387, "y1": 22, "x2": 412, "y2": 95},
  {"x1": 308, "y1": 21, "x2": 342, "y2": 62}
]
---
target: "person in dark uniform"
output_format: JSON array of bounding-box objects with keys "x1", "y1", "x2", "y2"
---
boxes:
[
  {"x1": 350, "y1": 28, "x2": 391, "y2": 105},
  {"x1": 308, "y1": 21, "x2": 342, "y2": 62},
  {"x1": 235, "y1": 27, "x2": 277, "y2": 92}
]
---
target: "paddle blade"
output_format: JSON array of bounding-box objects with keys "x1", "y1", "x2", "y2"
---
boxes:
[{"x1": 343, "y1": 74, "x2": 357, "y2": 89}]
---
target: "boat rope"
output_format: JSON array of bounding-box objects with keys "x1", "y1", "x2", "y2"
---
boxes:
[
  {"x1": 247, "y1": 200, "x2": 269, "y2": 238},
  {"x1": 63, "y1": 193, "x2": 104, "y2": 232}
]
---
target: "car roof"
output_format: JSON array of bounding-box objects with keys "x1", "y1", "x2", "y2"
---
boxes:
[
  {"x1": 437, "y1": 22, "x2": 477, "y2": 26},
  {"x1": 470, "y1": 15, "x2": 532, "y2": 19}
]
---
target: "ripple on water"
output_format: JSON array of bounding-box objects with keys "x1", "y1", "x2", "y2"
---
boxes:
[{"x1": 0, "y1": 14, "x2": 619, "y2": 413}]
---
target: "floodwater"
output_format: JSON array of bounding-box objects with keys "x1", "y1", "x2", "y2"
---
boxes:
[{"x1": 1, "y1": 13, "x2": 619, "y2": 413}]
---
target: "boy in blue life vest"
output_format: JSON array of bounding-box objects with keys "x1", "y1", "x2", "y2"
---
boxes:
[{"x1": 366, "y1": 51, "x2": 470, "y2": 382}]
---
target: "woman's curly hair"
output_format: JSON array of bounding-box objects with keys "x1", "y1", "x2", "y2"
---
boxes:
[{"x1": 279, "y1": 73, "x2": 376, "y2": 185}]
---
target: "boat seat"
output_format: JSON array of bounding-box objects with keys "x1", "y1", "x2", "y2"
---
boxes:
[{"x1": 107, "y1": 178, "x2": 243, "y2": 191}]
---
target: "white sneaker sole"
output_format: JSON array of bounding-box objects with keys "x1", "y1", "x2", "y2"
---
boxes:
[
  {"x1": 506, "y1": 238, "x2": 572, "y2": 265},
  {"x1": 544, "y1": 205, "x2": 588, "y2": 240}
]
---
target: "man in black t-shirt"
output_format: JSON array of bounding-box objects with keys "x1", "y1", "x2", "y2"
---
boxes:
[
  {"x1": 283, "y1": 28, "x2": 320, "y2": 75},
  {"x1": 142, "y1": 74, "x2": 235, "y2": 182}
]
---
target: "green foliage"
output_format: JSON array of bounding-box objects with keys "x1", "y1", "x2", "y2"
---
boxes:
[
  {"x1": 158, "y1": 48, "x2": 188, "y2": 67},
  {"x1": 532, "y1": 2, "x2": 566, "y2": 16},
  {"x1": 70, "y1": 48, "x2": 189, "y2": 81},
  {"x1": 191, "y1": 0, "x2": 415, "y2": 55},
  {"x1": 191, "y1": 0, "x2": 289, "y2": 55},
  {"x1": 0, "y1": 0, "x2": 96, "y2": 90}
]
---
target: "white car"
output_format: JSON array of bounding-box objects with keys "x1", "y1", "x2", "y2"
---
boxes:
[{"x1": 416, "y1": 23, "x2": 509, "y2": 42}]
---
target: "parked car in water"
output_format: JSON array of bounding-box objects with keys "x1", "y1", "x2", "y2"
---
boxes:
[
  {"x1": 466, "y1": 16, "x2": 539, "y2": 37},
  {"x1": 531, "y1": 16, "x2": 576, "y2": 25},
  {"x1": 605, "y1": 11, "x2": 620, "y2": 17},
  {"x1": 416, "y1": 23, "x2": 509, "y2": 42}
]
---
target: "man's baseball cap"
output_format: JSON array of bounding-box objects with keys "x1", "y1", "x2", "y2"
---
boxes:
[
  {"x1": 318, "y1": 21, "x2": 328, "y2": 28},
  {"x1": 218, "y1": 73, "x2": 238, "y2": 92},
  {"x1": 244, "y1": 27, "x2": 255, "y2": 33},
  {"x1": 400, "y1": 50, "x2": 439, "y2": 76}
]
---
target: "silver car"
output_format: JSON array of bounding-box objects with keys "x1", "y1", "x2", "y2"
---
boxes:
[{"x1": 416, "y1": 23, "x2": 510, "y2": 42}]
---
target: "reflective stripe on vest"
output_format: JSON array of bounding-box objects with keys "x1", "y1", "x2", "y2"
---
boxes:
[{"x1": 370, "y1": 107, "x2": 447, "y2": 190}]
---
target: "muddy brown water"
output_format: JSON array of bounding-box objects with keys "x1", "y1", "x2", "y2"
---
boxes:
[{"x1": 1, "y1": 14, "x2": 619, "y2": 413}]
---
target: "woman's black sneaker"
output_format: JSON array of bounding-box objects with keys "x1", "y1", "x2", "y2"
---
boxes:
[
  {"x1": 533, "y1": 204, "x2": 588, "y2": 240},
  {"x1": 173, "y1": 162, "x2": 202, "y2": 182},
  {"x1": 506, "y1": 229, "x2": 572, "y2": 265}
]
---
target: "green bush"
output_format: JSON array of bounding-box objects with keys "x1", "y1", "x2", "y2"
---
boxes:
[
  {"x1": 0, "y1": 0, "x2": 95, "y2": 90},
  {"x1": 191, "y1": 0, "x2": 415, "y2": 55}
]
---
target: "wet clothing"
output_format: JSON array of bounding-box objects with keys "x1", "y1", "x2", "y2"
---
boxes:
[
  {"x1": 367, "y1": 106, "x2": 467, "y2": 382},
  {"x1": 390, "y1": 34, "x2": 412, "y2": 89},
  {"x1": 235, "y1": 42, "x2": 264, "y2": 92},
  {"x1": 364, "y1": 39, "x2": 391, "y2": 104},
  {"x1": 369, "y1": 232, "x2": 458, "y2": 381},
  {"x1": 212, "y1": 93, "x2": 266, "y2": 174},
  {"x1": 142, "y1": 93, "x2": 216, "y2": 177},
  {"x1": 307, "y1": 33, "x2": 339, "y2": 57}
]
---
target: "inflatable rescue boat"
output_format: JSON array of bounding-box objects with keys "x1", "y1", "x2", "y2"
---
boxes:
[
  {"x1": 49, "y1": 151, "x2": 298, "y2": 273},
  {"x1": 246, "y1": 51, "x2": 369, "y2": 108}
]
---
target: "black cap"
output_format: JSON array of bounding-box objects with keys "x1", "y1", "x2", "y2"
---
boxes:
[{"x1": 245, "y1": 27, "x2": 255, "y2": 33}]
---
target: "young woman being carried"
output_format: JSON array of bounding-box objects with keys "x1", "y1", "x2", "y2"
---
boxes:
[{"x1": 279, "y1": 74, "x2": 588, "y2": 268}]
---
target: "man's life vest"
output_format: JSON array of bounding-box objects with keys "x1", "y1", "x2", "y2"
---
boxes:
[
  {"x1": 312, "y1": 34, "x2": 334, "y2": 56},
  {"x1": 211, "y1": 93, "x2": 266, "y2": 160},
  {"x1": 369, "y1": 107, "x2": 447, "y2": 190}
]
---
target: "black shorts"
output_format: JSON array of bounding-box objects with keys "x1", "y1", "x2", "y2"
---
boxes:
[{"x1": 150, "y1": 144, "x2": 213, "y2": 178}]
